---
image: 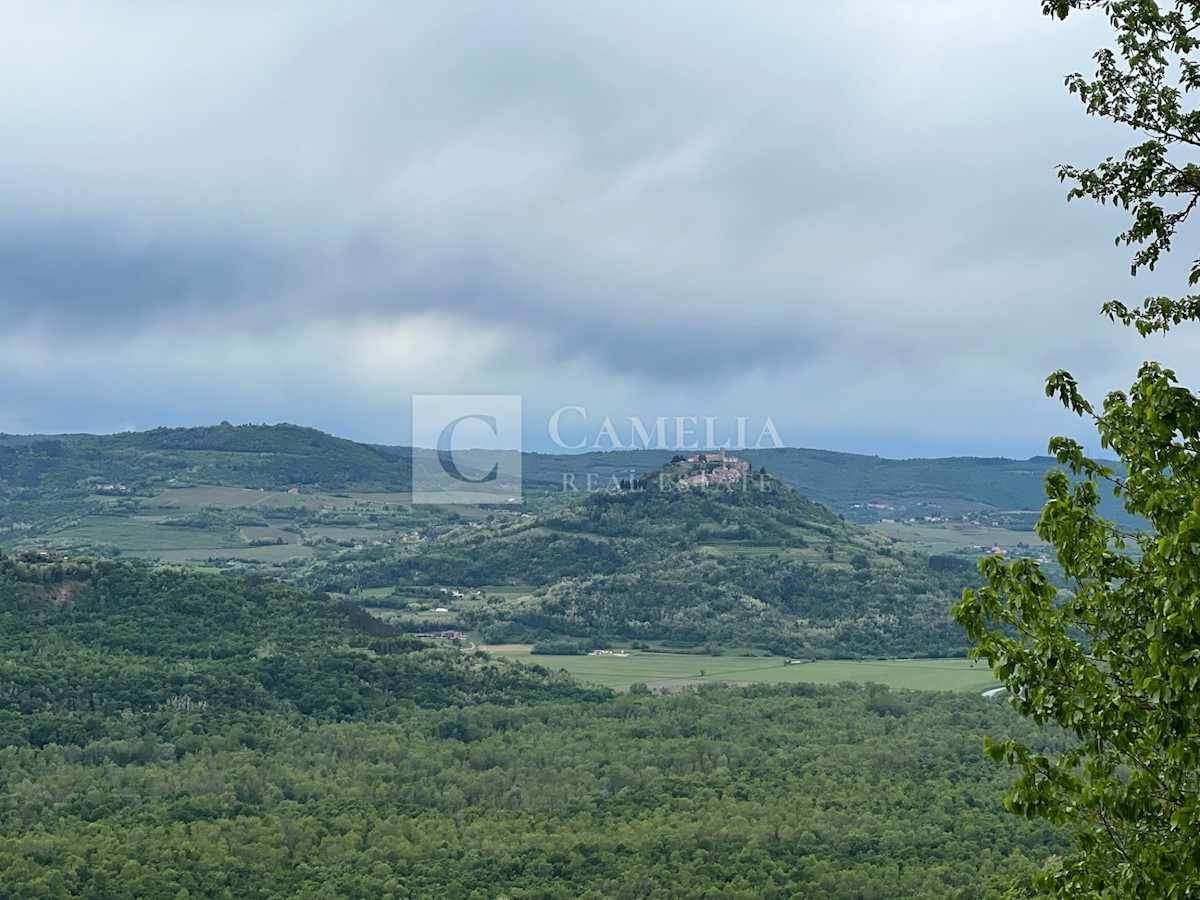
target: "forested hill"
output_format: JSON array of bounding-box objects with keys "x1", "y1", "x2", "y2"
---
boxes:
[
  {"x1": 518, "y1": 446, "x2": 1135, "y2": 527},
  {"x1": 0, "y1": 552, "x2": 602, "y2": 751},
  {"x1": 1, "y1": 422, "x2": 410, "y2": 494},
  {"x1": 1, "y1": 421, "x2": 1126, "y2": 523},
  {"x1": 314, "y1": 463, "x2": 980, "y2": 658}
]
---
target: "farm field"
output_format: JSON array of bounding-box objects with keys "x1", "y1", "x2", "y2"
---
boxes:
[
  {"x1": 476, "y1": 584, "x2": 538, "y2": 599},
  {"x1": 240, "y1": 526, "x2": 302, "y2": 544},
  {"x1": 10, "y1": 480, "x2": 456, "y2": 570},
  {"x1": 47, "y1": 517, "x2": 244, "y2": 553},
  {"x1": 155, "y1": 544, "x2": 315, "y2": 564},
  {"x1": 488, "y1": 649, "x2": 999, "y2": 693},
  {"x1": 41, "y1": 514, "x2": 321, "y2": 566},
  {"x1": 146, "y1": 486, "x2": 332, "y2": 511},
  {"x1": 306, "y1": 525, "x2": 398, "y2": 542},
  {"x1": 866, "y1": 520, "x2": 1047, "y2": 555}
]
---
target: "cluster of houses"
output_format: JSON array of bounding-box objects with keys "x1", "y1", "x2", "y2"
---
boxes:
[
  {"x1": 677, "y1": 448, "x2": 751, "y2": 488},
  {"x1": 415, "y1": 630, "x2": 465, "y2": 641},
  {"x1": 440, "y1": 587, "x2": 483, "y2": 600},
  {"x1": 21, "y1": 549, "x2": 64, "y2": 562},
  {"x1": 94, "y1": 483, "x2": 131, "y2": 495}
]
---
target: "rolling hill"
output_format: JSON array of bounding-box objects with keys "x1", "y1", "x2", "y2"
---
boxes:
[
  {"x1": 313, "y1": 459, "x2": 981, "y2": 658},
  {"x1": 0, "y1": 423, "x2": 1134, "y2": 568}
]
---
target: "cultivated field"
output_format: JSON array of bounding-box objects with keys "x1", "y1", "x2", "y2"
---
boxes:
[
  {"x1": 866, "y1": 520, "x2": 1047, "y2": 555},
  {"x1": 489, "y1": 650, "x2": 999, "y2": 693},
  {"x1": 48, "y1": 518, "x2": 244, "y2": 553}
]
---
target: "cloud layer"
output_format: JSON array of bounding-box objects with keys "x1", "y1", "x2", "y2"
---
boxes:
[{"x1": 1, "y1": 1, "x2": 1193, "y2": 455}]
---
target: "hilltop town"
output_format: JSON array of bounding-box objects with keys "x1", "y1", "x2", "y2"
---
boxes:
[{"x1": 676, "y1": 448, "x2": 751, "y2": 487}]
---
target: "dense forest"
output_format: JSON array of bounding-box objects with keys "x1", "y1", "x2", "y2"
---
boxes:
[{"x1": 0, "y1": 552, "x2": 1067, "y2": 897}]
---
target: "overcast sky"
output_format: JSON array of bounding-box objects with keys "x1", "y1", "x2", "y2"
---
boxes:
[{"x1": 2, "y1": 1, "x2": 1197, "y2": 457}]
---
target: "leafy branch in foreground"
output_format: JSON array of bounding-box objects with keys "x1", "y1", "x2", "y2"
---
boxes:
[
  {"x1": 957, "y1": 362, "x2": 1200, "y2": 895},
  {"x1": 956, "y1": 3, "x2": 1200, "y2": 894},
  {"x1": 1047, "y1": 0, "x2": 1200, "y2": 334}
]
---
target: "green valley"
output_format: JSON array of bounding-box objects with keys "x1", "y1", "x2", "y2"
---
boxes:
[
  {"x1": 0, "y1": 424, "x2": 1081, "y2": 895},
  {"x1": 486, "y1": 649, "x2": 1000, "y2": 693},
  {"x1": 0, "y1": 552, "x2": 1064, "y2": 898}
]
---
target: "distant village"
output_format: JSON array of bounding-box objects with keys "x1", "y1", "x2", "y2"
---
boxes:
[
  {"x1": 853, "y1": 501, "x2": 1052, "y2": 564},
  {"x1": 676, "y1": 448, "x2": 751, "y2": 488}
]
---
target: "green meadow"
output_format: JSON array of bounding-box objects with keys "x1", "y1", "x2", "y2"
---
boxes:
[
  {"x1": 489, "y1": 649, "x2": 999, "y2": 693},
  {"x1": 48, "y1": 518, "x2": 244, "y2": 553}
]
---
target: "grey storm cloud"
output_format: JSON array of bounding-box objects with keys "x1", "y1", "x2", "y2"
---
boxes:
[
  {"x1": 0, "y1": 1, "x2": 1172, "y2": 452},
  {"x1": 0, "y1": 227, "x2": 287, "y2": 325}
]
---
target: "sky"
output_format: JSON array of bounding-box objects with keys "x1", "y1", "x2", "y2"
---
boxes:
[{"x1": 2, "y1": 1, "x2": 1198, "y2": 458}]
